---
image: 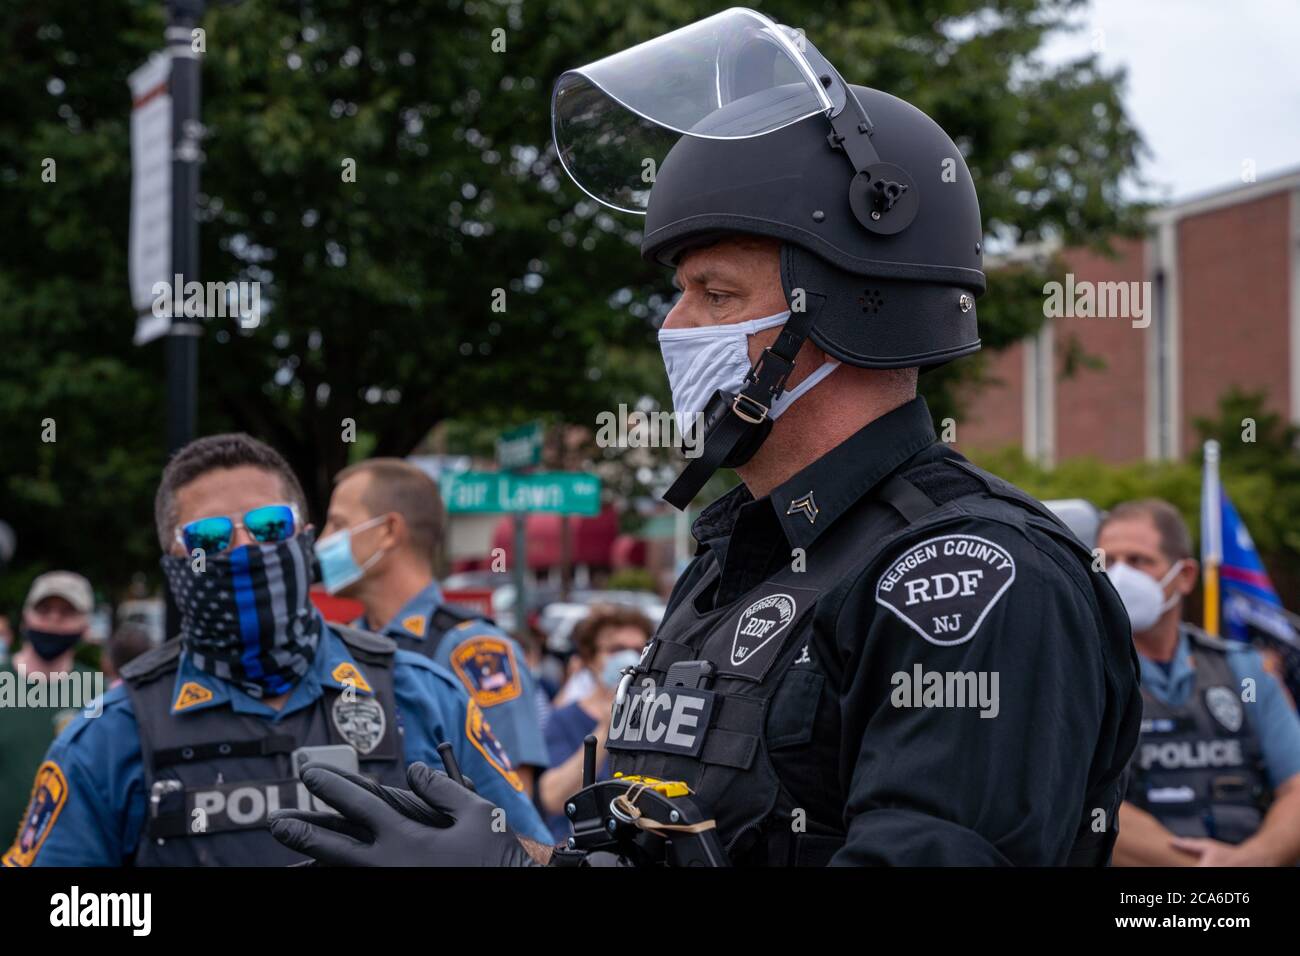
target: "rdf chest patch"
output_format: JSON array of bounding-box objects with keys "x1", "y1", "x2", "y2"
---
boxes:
[
  {"x1": 875, "y1": 533, "x2": 1016, "y2": 646},
  {"x1": 700, "y1": 584, "x2": 821, "y2": 681}
]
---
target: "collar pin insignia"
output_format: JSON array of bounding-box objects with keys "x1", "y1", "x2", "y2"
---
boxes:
[{"x1": 787, "y1": 492, "x2": 819, "y2": 524}]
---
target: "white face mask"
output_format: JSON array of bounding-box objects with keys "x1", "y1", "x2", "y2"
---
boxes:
[
  {"x1": 1106, "y1": 559, "x2": 1185, "y2": 633},
  {"x1": 657, "y1": 310, "x2": 839, "y2": 428}
]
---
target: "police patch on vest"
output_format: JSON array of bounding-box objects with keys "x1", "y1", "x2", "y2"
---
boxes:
[
  {"x1": 875, "y1": 534, "x2": 1016, "y2": 646},
  {"x1": 704, "y1": 584, "x2": 821, "y2": 681},
  {"x1": 606, "y1": 682, "x2": 715, "y2": 757},
  {"x1": 187, "y1": 779, "x2": 307, "y2": 834},
  {"x1": 1205, "y1": 686, "x2": 1244, "y2": 733},
  {"x1": 450, "y1": 636, "x2": 522, "y2": 707},
  {"x1": 3, "y1": 761, "x2": 68, "y2": 867},
  {"x1": 733, "y1": 594, "x2": 796, "y2": 667},
  {"x1": 331, "y1": 694, "x2": 386, "y2": 754},
  {"x1": 1139, "y1": 738, "x2": 1244, "y2": 770}
]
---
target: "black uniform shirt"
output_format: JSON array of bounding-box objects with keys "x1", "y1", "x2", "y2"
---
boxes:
[{"x1": 666, "y1": 396, "x2": 1142, "y2": 865}]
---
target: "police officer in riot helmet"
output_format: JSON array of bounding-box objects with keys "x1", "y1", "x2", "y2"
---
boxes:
[{"x1": 271, "y1": 7, "x2": 1141, "y2": 867}]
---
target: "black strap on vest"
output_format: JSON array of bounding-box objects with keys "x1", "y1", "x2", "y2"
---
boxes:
[
  {"x1": 152, "y1": 734, "x2": 297, "y2": 770},
  {"x1": 877, "y1": 473, "x2": 939, "y2": 522},
  {"x1": 430, "y1": 604, "x2": 481, "y2": 642},
  {"x1": 331, "y1": 623, "x2": 398, "y2": 664}
]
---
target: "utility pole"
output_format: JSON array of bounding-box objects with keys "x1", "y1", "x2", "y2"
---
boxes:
[{"x1": 165, "y1": 0, "x2": 204, "y2": 455}]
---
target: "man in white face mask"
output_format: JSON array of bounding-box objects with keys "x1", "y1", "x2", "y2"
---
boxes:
[
  {"x1": 659, "y1": 236, "x2": 916, "y2": 499},
  {"x1": 1098, "y1": 498, "x2": 1300, "y2": 866}
]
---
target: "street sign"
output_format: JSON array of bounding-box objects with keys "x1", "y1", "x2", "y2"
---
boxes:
[
  {"x1": 442, "y1": 471, "x2": 601, "y2": 516},
  {"x1": 128, "y1": 52, "x2": 173, "y2": 346},
  {"x1": 495, "y1": 421, "x2": 543, "y2": 470}
]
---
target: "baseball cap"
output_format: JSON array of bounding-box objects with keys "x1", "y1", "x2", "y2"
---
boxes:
[{"x1": 24, "y1": 571, "x2": 94, "y2": 615}]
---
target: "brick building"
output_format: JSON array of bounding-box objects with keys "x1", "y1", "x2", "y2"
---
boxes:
[{"x1": 959, "y1": 166, "x2": 1300, "y2": 464}]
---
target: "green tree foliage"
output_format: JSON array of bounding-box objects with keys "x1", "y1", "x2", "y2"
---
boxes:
[
  {"x1": 0, "y1": 0, "x2": 1147, "y2": 605},
  {"x1": 969, "y1": 390, "x2": 1300, "y2": 605}
]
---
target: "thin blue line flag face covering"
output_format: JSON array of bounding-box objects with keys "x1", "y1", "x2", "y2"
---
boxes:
[
  {"x1": 657, "y1": 310, "x2": 839, "y2": 428},
  {"x1": 160, "y1": 531, "x2": 322, "y2": 699}
]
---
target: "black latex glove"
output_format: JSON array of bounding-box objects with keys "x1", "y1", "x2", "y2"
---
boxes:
[{"x1": 269, "y1": 761, "x2": 540, "y2": 867}]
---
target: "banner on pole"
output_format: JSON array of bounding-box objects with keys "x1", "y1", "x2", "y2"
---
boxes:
[{"x1": 128, "y1": 52, "x2": 172, "y2": 345}]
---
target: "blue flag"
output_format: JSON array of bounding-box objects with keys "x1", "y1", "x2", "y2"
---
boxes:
[{"x1": 1214, "y1": 489, "x2": 1298, "y2": 645}]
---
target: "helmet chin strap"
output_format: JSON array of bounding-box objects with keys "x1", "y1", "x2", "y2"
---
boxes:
[{"x1": 662, "y1": 285, "x2": 823, "y2": 510}]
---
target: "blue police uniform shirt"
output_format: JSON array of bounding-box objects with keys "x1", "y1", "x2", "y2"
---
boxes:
[
  {"x1": 1137, "y1": 626, "x2": 1300, "y2": 788},
  {"x1": 3, "y1": 625, "x2": 550, "y2": 866},
  {"x1": 366, "y1": 582, "x2": 549, "y2": 770}
]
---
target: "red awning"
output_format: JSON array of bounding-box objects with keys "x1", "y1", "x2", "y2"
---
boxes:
[{"x1": 490, "y1": 505, "x2": 619, "y2": 570}]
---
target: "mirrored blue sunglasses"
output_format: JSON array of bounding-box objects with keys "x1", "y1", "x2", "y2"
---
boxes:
[{"x1": 175, "y1": 504, "x2": 300, "y2": 555}]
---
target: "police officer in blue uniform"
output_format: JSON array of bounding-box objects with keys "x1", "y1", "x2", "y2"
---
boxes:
[
  {"x1": 317, "y1": 458, "x2": 548, "y2": 790},
  {"x1": 1098, "y1": 499, "x2": 1300, "y2": 866},
  {"x1": 2, "y1": 434, "x2": 548, "y2": 867},
  {"x1": 269, "y1": 10, "x2": 1143, "y2": 868}
]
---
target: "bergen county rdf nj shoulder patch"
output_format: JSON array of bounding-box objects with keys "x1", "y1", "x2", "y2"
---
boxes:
[{"x1": 875, "y1": 534, "x2": 1016, "y2": 647}]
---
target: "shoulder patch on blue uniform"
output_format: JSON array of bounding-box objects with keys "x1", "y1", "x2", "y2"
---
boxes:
[
  {"x1": 174, "y1": 680, "x2": 214, "y2": 712},
  {"x1": 449, "y1": 636, "x2": 522, "y2": 707},
  {"x1": 3, "y1": 761, "x2": 69, "y2": 867},
  {"x1": 876, "y1": 533, "x2": 1016, "y2": 646},
  {"x1": 330, "y1": 661, "x2": 373, "y2": 695},
  {"x1": 465, "y1": 699, "x2": 524, "y2": 792}
]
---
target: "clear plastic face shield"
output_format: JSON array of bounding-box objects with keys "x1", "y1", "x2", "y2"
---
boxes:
[
  {"x1": 551, "y1": 9, "x2": 897, "y2": 511},
  {"x1": 551, "y1": 7, "x2": 846, "y2": 214}
]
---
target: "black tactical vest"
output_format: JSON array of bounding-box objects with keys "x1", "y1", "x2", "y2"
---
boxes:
[
  {"x1": 1129, "y1": 626, "x2": 1270, "y2": 844},
  {"x1": 121, "y1": 626, "x2": 407, "y2": 866},
  {"x1": 606, "y1": 445, "x2": 1127, "y2": 866}
]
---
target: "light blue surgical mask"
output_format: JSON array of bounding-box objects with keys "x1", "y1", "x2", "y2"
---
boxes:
[
  {"x1": 314, "y1": 516, "x2": 388, "y2": 594},
  {"x1": 600, "y1": 648, "x2": 643, "y2": 689}
]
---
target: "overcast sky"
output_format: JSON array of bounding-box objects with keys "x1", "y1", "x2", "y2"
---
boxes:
[{"x1": 1038, "y1": 0, "x2": 1300, "y2": 202}]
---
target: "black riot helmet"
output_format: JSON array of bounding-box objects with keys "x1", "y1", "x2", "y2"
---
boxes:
[{"x1": 552, "y1": 7, "x2": 985, "y2": 508}]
